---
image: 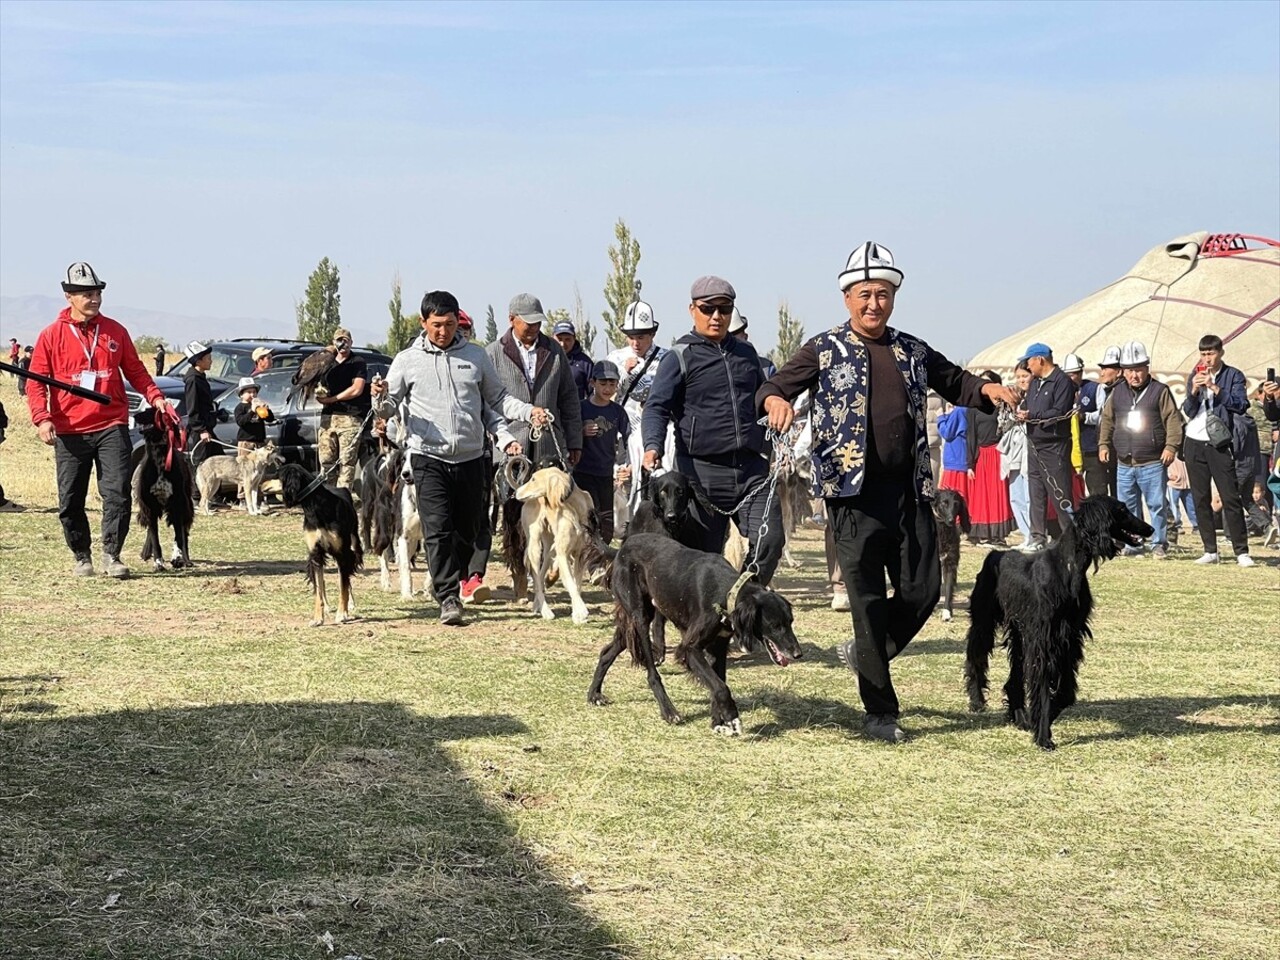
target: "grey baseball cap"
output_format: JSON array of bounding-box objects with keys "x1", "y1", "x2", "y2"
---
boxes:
[
  {"x1": 591, "y1": 360, "x2": 621, "y2": 380},
  {"x1": 62, "y1": 261, "x2": 106, "y2": 292},
  {"x1": 509, "y1": 293, "x2": 548, "y2": 325},
  {"x1": 690, "y1": 276, "x2": 736, "y2": 302}
]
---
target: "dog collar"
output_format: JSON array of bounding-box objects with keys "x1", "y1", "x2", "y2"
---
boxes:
[{"x1": 715, "y1": 569, "x2": 756, "y2": 625}]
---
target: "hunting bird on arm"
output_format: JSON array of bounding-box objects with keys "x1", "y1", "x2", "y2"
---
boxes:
[{"x1": 288, "y1": 345, "x2": 338, "y2": 405}]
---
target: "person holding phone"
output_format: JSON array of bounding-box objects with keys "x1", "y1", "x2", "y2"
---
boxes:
[{"x1": 1180, "y1": 334, "x2": 1253, "y2": 566}]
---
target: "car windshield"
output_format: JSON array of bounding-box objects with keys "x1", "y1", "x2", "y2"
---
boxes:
[{"x1": 216, "y1": 370, "x2": 320, "y2": 414}]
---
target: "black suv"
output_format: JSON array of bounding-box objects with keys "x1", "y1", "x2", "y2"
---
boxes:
[
  {"x1": 210, "y1": 365, "x2": 390, "y2": 470},
  {"x1": 163, "y1": 338, "x2": 392, "y2": 397}
]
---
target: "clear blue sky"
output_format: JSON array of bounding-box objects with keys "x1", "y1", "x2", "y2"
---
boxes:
[{"x1": 2, "y1": 0, "x2": 1277, "y2": 358}]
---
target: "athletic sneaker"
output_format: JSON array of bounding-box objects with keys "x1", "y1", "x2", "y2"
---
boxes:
[
  {"x1": 1122, "y1": 546, "x2": 1144, "y2": 557},
  {"x1": 73, "y1": 555, "x2": 95, "y2": 577},
  {"x1": 836, "y1": 638, "x2": 857, "y2": 672},
  {"x1": 1236, "y1": 554, "x2": 1256, "y2": 568},
  {"x1": 831, "y1": 590, "x2": 851, "y2": 612},
  {"x1": 1150, "y1": 545, "x2": 1167, "y2": 560},
  {"x1": 0, "y1": 499, "x2": 25, "y2": 512},
  {"x1": 460, "y1": 574, "x2": 491, "y2": 604},
  {"x1": 439, "y1": 596, "x2": 465, "y2": 626},
  {"x1": 103, "y1": 555, "x2": 131, "y2": 579},
  {"x1": 863, "y1": 714, "x2": 908, "y2": 744},
  {"x1": 1018, "y1": 541, "x2": 1046, "y2": 554},
  {"x1": 1194, "y1": 552, "x2": 1220, "y2": 565}
]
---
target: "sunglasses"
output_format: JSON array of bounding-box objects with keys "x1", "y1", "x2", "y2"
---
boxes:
[{"x1": 694, "y1": 302, "x2": 733, "y2": 318}]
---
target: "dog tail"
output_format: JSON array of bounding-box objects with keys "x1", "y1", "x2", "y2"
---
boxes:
[
  {"x1": 963, "y1": 550, "x2": 1003, "y2": 710},
  {"x1": 583, "y1": 538, "x2": 616, "y2": 589},
  {"x1": 613, "y1": 598, "x2": 647, "y2": 666}
]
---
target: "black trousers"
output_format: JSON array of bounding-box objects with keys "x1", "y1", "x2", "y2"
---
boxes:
[
  {"x1": 1080, "y1": 451, "x2": 1115, "y2": 498},
  {"x1": 573, "y1": 471, "x2": 616, "y2": 541},
  {"x1": 679, "y1": 451, "x2": 784, "y2": 586},
  {"x1": 829, "y1": 479, "x2": 939, "y2": 717},
  {"x1": 1184, "y1": 437, "x2": 1249, "y2": 555},
  {"x1": 466, "y1": 449, "x2": 495, "y2": 580},
  {"x1": 411, "y1": 454, "x2": 487, "y2": 602},
  {"x1": 1027, "y1": 439, "x2": 1074, "y2": 543},
  {"x1": 55, "y1": 424, "x2": 132, "y2": 560}
]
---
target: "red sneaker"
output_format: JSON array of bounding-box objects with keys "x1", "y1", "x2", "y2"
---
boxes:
[{"x1": 460, "y1": 574, "x2": 491, "y2": 604}]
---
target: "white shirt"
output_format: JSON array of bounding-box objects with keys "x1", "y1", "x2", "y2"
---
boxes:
[{"x1": 516, "y1": 339, "x2": 538, "y2": 386}]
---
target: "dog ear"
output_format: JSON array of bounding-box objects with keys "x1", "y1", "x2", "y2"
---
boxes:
[
  {"x1": 729, "y1": 591, "x2": 763, "y2": 652},
  {"x1": 957, "y1": 495, "x2": 972, "y2": 534}
]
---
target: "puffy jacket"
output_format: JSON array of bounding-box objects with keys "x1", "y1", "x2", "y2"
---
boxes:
[
  {"x1": 642, "y1": 331, "x2": 765, "y2": 458},
  {"x1": 26, "y1": 310, "x2": 163, "y2": 434},
  {"x1": 937, "y1": 408, "x2": 968, "y2": 471},
  {"x1": 376, "y1": 331, "x2": 530, "y2": 464}
]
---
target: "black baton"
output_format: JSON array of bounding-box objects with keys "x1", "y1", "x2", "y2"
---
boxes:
[{"x1": 0, "y1": 360, "x2": 112, "y2": 405}]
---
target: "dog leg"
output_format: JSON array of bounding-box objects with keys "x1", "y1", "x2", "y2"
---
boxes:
[
  {"x1": 336, "y1": 572, "x2": 353, "y2": 624},
  {"x1": 555, "y1": 526, "x2": 590, "y2": 625},
  {"x1": 396, "y1": 536, "x2": 413, "y2": 598},
  {"x1": 651, "y1": 613, "x2": 668, "y2": 666},
  {"x1": 587, "y1": 628, "x2": 628, "y2": 706},
  {"x1": 1003, "y1": 624, "x2": 1030, "y2": 729},
  {"x1": 308, "y1": 547, "x2": 327, "y2": 626},
  {"x1": 529, "y1": 533, "x2": 555, "y2": 620},
  {"x1": 635, "y1": 610, "x2": 681, "y2": 724},
  {"x1": 682, "y1": 625, "x2": 740, "y2": 735}
]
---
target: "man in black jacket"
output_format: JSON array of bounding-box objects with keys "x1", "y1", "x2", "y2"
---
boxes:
[
  {"x1": 1017, "y1": 342, "x2": 1076, "y2": 553},
  {"x1": 642, "y1": 275, "x2": 782, "y2": 583},
  {"x1": 182, "y1": 340, "x2": 218, "y2": 468}
]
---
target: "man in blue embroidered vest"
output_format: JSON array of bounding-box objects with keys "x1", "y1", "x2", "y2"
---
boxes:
[
  {"x1": 758, "y1": 242, "x2": 1017, "y2": 744},
  {"x1": 643, "y1": 276, "x2": 783, "y2": 583}
]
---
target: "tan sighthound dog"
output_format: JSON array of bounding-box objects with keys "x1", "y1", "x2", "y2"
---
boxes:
[{"x1": 195, "y1": 443, "x2": 281, "y2": 515}]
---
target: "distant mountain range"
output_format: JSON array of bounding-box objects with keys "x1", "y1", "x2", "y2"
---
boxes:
[{"x1": 0, "y1": 295, "x2": 380, "y2": 349}]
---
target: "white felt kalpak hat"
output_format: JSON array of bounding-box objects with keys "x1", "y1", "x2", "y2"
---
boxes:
[
  {"x1": 728, "y1": 308, "x2": 748, "y2": 334},
  {"x1": 839, "y1": 241, "x2": 904, "y2": 291},
  {"x1": 1099, "y1": 345, "x2": 1123, "y2": 368},
  {"x1": 1119, "y1": 341, "x2": 1151, "y2": 368},
  {"x1": 620, "y1": 299, "x2": 658, "y2": 335},
  {"x1": 1062, "y1": 353, "x2": 1084, "y2": 373}
]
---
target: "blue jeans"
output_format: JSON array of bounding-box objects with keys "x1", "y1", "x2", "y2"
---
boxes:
[
  {"x1": 1117, "y1": 461, "x2": 1168, "y2": 547},
  {"x1": 1007, "y1": 470, "x2": 1031, "y2": 539},
  {"x1": 1168, "y1": 486, "x2": 1197, "y2": 529}
]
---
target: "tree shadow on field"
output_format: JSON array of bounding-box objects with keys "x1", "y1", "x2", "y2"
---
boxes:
[
  {"x1": 1066, "y1": 693, "x2": 1280, "y2": 743},
  {"x1": 0, "y1": 701, "x2": 630, "y2": 960}
]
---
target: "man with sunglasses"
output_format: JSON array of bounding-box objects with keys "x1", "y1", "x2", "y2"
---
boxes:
[
  {"x1": 316, "y1": 327, "x2": 369, "y2": 497},
  {"x1": 643, "y1": 276, "x2": 783, "y2": 584}
]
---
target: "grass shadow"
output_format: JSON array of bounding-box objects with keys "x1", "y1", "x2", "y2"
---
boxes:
[{"x1": 0, "y1": 701, "x2": 629, "y2": 959}]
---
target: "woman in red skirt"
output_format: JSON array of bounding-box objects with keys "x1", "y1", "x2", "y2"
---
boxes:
[
  {"x1": 962, "y1": 371, "x2": 1015, "y2": 544},
  {"x1": 937, "y1": 403, "x2": 970, "y2": 501}
]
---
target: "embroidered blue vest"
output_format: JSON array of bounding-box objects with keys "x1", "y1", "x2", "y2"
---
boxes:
[{"x1": 808, "y1": 324, "x2": 935, "y2": 501}]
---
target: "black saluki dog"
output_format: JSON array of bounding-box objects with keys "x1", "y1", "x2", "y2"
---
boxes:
[
  {"x1": 588, "y1": 534, "x2": 803, "y2": 736},
  {"x1": 626, "y1": 470, "x2": 704, "y2": 549},
  {"x1": 279, "y1": 462, "x2": 364, "y2": 626},
  {"x1": 933, "y1": 488, "x2": 971, "y2": 622},
  {"x1": 132, "y1": 408, "x2": 195, "y2": 571},
  {"x1": 963, "y1": 495, "x2": 1152, "y2": 750}
]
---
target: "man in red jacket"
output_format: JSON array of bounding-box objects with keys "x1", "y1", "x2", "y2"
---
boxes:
[{"x1": 26, "y1": 262, "x2": 171, "y2": 578}]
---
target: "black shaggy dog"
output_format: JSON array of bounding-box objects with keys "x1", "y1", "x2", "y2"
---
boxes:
[
  {"x1": 132, "y1": 411, "x2": 195, "y2": 571},
  {"x1": 626, "y1": 470, "x2": 704, "y2": 549},
  {"x1": 933, "y1": 488, "x2": 971, "y2": 622},
  {"x1": 964, "y1": 495, "x2": 1153, "y2": 750},
  {"x1": 588, "y1": 534, "x2": 803, "y2": 736},
  {"x1": 278, "y1": 462, "x2": 364, "y2": 626}
]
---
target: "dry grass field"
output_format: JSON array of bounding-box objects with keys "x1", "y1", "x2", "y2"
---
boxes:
[{"x1": 1, "y1": 392, "x2": 1277, "y2": 960}]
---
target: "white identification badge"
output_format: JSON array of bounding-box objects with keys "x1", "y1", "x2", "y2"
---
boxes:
[
  {"x1": 1125, "y1": 410, "x2": 1144, "y2": 431},
  {"x1": 78, "y1": 370, "x2": 97, "y2": 391}
]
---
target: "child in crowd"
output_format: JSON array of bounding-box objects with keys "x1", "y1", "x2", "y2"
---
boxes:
[
  {"x1": 233, "y1": 376, "x2": 275, "y2": 507},
  {"x1": 1166, "y1": 452, "x2": 1196, "y2": 546},
  {"x1": 573, "y1": 361, "x2": 630, "y2": 541}
]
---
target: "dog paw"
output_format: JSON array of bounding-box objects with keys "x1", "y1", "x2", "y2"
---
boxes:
[
  {"x1": 1011, "y1": 709, "x2": 1031, "y2": 730},
  {"x1": 1037, "y1": 739, "x2": 1057, "y2": 752},
  {"x1": 571, "y1": 609, "x2": 589, "y2": 625},
  {"x1": 967, "y1": 698, "x2": 986, "y2": 713},
  {"x1": 941, "y1": 609, "x2": 952, "y2": 622},
  {"x1": 539, "y1": 607, "x2": 556, "y2": 621},
  {"x1": 309, "y1": 619, "x2": 325, "y2": 628},
  {"x1": 587, "y1": 692, "x2": 608, "y2": 707},
  {"x1": 662, "y1": 712, "x2": 683, "y2": 725},
  {"x1": 713, "y1": 718, "x2": 743, "y2": 737}
]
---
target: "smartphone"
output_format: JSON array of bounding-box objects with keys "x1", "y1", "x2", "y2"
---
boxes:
[{"x1": 1269, "y1": 367, "x2": 1276, "y2": 383}]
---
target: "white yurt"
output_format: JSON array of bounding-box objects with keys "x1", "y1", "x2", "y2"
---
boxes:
[{"x1": 970, "y1": 232, "x2": 1280, "y2": 399}]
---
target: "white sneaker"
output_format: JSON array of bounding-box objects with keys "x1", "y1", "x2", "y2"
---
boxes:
[
  {"x1": 1194, "y1": 552, "x2": 1220, "y2": 565},
  {"x1": 1236, "y1": 554, "x2": 1256, "y2": 568},
  {"x1": 831, "y1": 590, "x2": 851, "y2": 611}
]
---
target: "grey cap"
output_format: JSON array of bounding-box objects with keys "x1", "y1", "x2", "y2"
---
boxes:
[
  {"x1": 690, "y1": 276, "x2": 736, "y2": 302},
  {"x1": 591, "y1": 360, "x2": 621, "y2": 380},
  {"x1": 509, "y1": 293, "x2": 548, "y2": 326},
  {"x1": 62, "y1": 261, "x2": 106, "y2": 292}
]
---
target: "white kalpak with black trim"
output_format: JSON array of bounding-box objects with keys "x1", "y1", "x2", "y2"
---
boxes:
[{"x1": 838, "y1": 242, "x2": 904, "y2": 291}]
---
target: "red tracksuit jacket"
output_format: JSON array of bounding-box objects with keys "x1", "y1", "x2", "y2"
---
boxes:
[{"x1": 26, "y1": 309, "x2": 164, "y2": 434}]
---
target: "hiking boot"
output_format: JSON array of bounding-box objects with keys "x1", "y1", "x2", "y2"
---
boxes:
[
  {"x1": 1236, "y1": 554, "x2": 1256, "y2": 568},
  {"x1": 460, "y1": 574, "x2": 491, "y2": 604},
  {"x1": 1150, "y1": 545, "x2": 1167, "y2": 560},
  {"x1": 836, "y1": 638, "x2": 857, "y2": 672},
  {"x1": 73, "y1": 555, "x2": 95, "y2": 577},
  {"x1": 103, "y1": 555, "x2": 131, "y2": 579},
  {"x1": 439, "y1": 596, "x2": 465, "y2": 626},
  {"x1": 1194, "y1": 552, "x2": 1220, "y2": 565},
  {"x1": 831, "y1": 590, "x2": 851, "y2": 612},
  {"x1": 863, "y1": 714, "x2": 908, "y2": 744}
]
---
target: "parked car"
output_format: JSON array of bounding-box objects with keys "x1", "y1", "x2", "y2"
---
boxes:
[
  {"x1": 164, "y1": 338, "x2": 392, "y2": 397},
  {"x1": 210, "y1": 365, "x2": 390, "y2": 471}
]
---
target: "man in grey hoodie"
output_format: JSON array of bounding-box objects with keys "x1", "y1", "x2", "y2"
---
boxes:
[{"x1": 372, "y1": 290, "x2": 548, "y2": 625}]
